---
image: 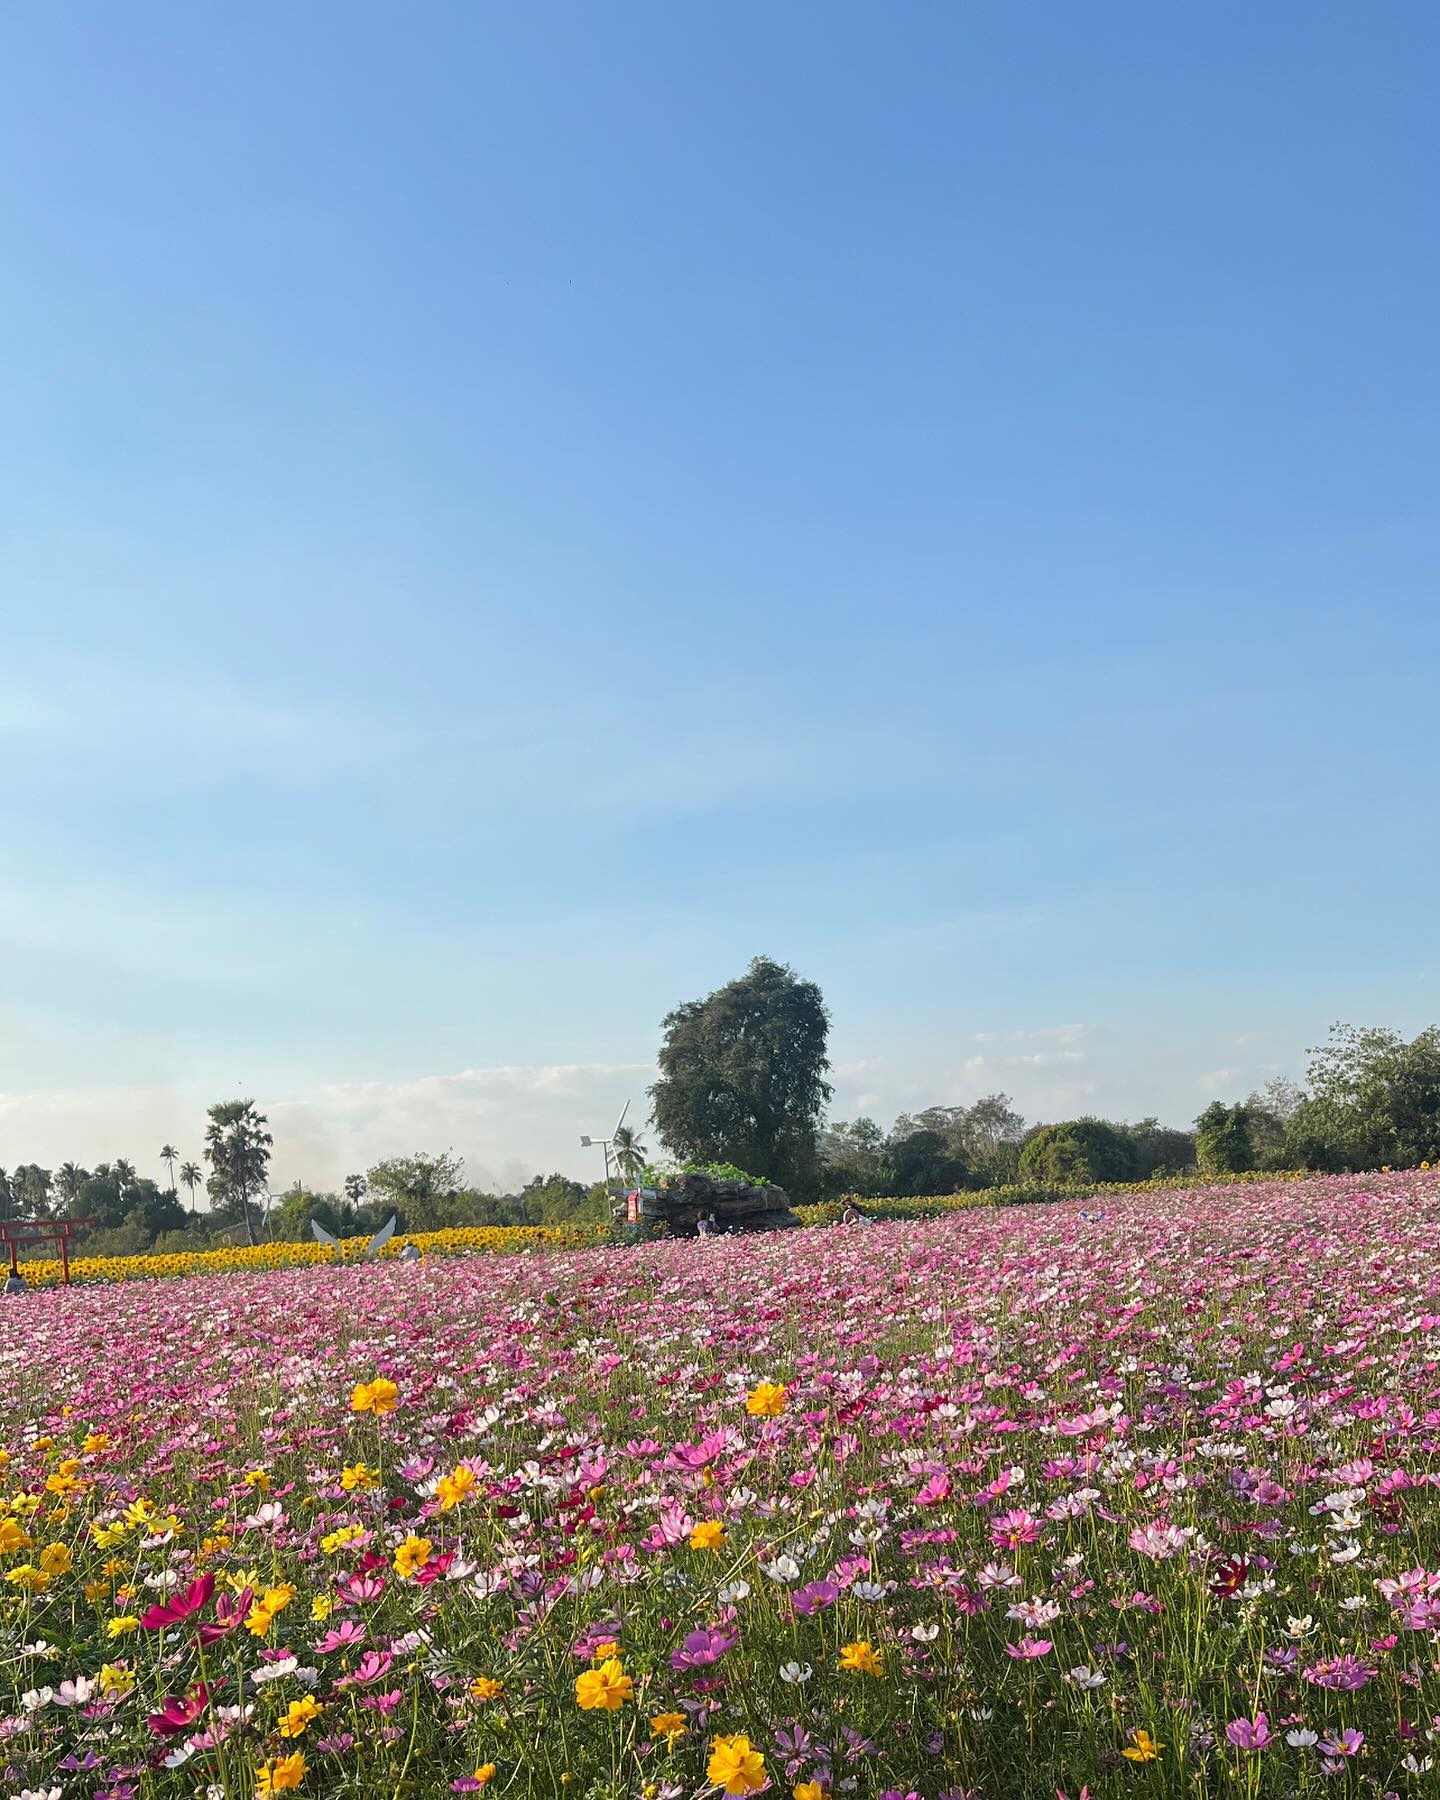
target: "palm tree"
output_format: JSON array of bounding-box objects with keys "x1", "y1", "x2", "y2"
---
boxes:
[
  {"x1": 179, "y1": 1161, "x2": 203, "y2": 1216},
  {"x1": 204, "y1": 1100, "x2": 273, "y2": 1246},
  {"x1": 58, "y1": 1162, "x2": 88, "y2": 1213},
  {"x1": 160, "y1": 1144, "x2": 179, "y2": 1194},
  {"x1": 612, "y1": 1124, "x2": 649, "y2": 1184},
  {"x1": 112, "y1": 1158, "x2": 136, "y2": 1196}
]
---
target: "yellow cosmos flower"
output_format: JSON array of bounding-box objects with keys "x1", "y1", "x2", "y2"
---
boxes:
[
  {"x1": 0, "y1": 1517, "x2": 31, "y2": 1554},
  {"x1": 436, "y1": 1464, "x2": 477, "y2": 1510},
  {"x1": 91, "y1": 1521, "x2": 127, "y2": 1550},
  {"x1": 689, "y1": 1520, "x2": 726, "y2": 1550},
  {"x1": 107, "y1": 1615, "x2": 141, "y2": 1638},
  {"x1": 794, "y1": 1784, "x2": 827, "y2": 1800},
  {"x1": 471, "y1": 1766, "x2": 496, "y2": 1788},
  {"x1": 278, "y1": 1695, "x2": 323, "y2": 1738},
  {"x1": 83, "y1": 1579, "x2": 112, "y2": 1603},
  {"x1": 745, "y1": 1381, "x2": 788, "y2": 1418},
  {"x1": 256, "y1": 1750, "x2": 307, "y2": 1794},
  {"x1": 650, "y1": 1711, "x2": 687, "y2": 1744},
  {"x1": 45, "y1": 1471, "x2": 85, "y2": 1497},
  {"x1": 341, "y1": 1463, "x2": 380, "y2": 1492},
  {"x1": 39, "y1": 1542, "x2": 73, "y2": 1576},
  {"x1": 5, "y1": 1564, "x2": 49, "y2": 1592},
  {"x1": 10, "y1": 1494, "x2": 40, "y2": 1518},
  {"x1": 708, "y1": 1735, "x2": 767, "y2": 1796},
  {"x1": 350, "y1": 1378, "x2": 399, "y2": 1416},
  {"x1": 321, "y1": 1526, "x2": 364, "y2": 1553},
  {"x1": 838, "y1": 1640, "x2": 883, "y2": 1676},
  {"x1": 394, "y1": 1534, "x2": 433, "y2": 1579},
  {"x1": 310, "y1": 1594, "x2": 334, "y2": 1622},
  {"x1": 1122, "y1": 1729, "x2": 1164, "y2": 1763},
  {"x1": 574, "y1": 1657, "x2": 633, "y2": 1711},
  {"x1": 82, "y1": 1432, "x2": 111, "y2": 1455},
  {"x1": 469, "y1": 1676, "x2": 504, "y2": 1701},
  {"x1": 98, "y1": 1662, "x2": 134, "y2": 1697},
  {"x1": 122, "y1": 1499, "x2": 154, "y2": 1528}
]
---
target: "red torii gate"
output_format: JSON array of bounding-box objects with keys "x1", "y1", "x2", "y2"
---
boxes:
[{"x1": 1, "y1": 1219, "x2": 96, "y2": 1287}]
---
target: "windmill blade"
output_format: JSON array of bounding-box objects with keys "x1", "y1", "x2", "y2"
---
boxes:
[
  {"x1": 365, "y1": 1214, "x2": 398, "y2": 1261},
  {"x1": 310, "y1": 1220, "x2": 341, "y2": 1250},
  {"x1": 612, "y1": 1097, "x2": 630, "y2": 1139}
]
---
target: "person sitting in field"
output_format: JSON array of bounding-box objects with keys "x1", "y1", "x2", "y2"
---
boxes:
[
  {"x1": 841, "y1": 1204, "x2": 873, "y2": 1226},
  {"x1": 3, "y1": 1269, "x2": 27, "y2": 1295}
]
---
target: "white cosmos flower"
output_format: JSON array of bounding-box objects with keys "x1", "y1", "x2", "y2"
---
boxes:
[
  {"x1": 1286, "y1": 1729, "x2": 1319, "y2": 1748},
  {"x1": 778, "y1": 1661, "x2": 812, "y2": 1685},
  {"x1": 1066, "y1": 1666, "x2": 1106, "y2": 1689},
  {"x1": 716, "y1": 1581, "x2": 751, "y2": 1604},
  {"x1": 248, "y1": 1658, "x2": 299, "y2": 1687},
  {"x1": 761, "y1": 1555, "x2": 801, "y2": 1583}
]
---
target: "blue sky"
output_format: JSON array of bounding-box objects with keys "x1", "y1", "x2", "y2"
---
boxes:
[{"x1": 2, "y1": 3, "x2": 1437, "y2": 1191}]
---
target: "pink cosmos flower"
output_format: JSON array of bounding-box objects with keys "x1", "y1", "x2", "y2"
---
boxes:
[
  {"x1": 1225, "y1": 1713, "x2": 1274, "y2": 1750},
  {"x1": 1006, "y1": 1638, "x2": 1053, "y2": 1659},
  {"x1": 140, "y1": 1574, "x2": 215, "y2": 1632},
  {"x1": 989, "y1": 1509, "x2": 1043, "y2": 1549},
  {"x1": 670, "y1": 1627, "x2": 737, "y2": 1670},
  {"x1": 336, "y1": 1650, "x2": 395, "y2": 1689},
  {"x1": 1303, "y1": 1654, "x2": 1376, "y2": 1692}
]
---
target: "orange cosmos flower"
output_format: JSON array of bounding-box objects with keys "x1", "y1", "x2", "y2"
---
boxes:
[
  {"x1": 708, "y1": 1735, "x2": 767, "y2": 1796},
  {"x1": 745, "y1": 1381, "x2": 788, "y2": 1417},
  {"x1": 350, "y1": 1377, "x2": 399, "y2": 1416},
  {"x1": 575, "y1": 1657, "x2": 633, "y2": 1711}
]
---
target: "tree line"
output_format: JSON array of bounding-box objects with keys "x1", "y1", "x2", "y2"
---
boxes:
[{"x1": 5, "y1": 960, "x2": 1439, "y2": 1256}]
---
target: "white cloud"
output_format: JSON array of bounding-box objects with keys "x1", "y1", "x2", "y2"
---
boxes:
[
  {"x1": 0, "y1": 1061, "x2": 654, "y2": 1197},
  {"x1": 1198, "y1": 1068, "x2": 1239, "y2": 1092},
  {"x1": 973, "y1": 1024, "x2": 1087, "y2": 1046}
]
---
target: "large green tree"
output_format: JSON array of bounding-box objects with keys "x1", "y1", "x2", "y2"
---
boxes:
[
  {"x1": 204, "y1": 1100, "x2": 274, "y2": 1245},
  {"x1": 365, "y1": 1150, "x2": 466, "y2": 1233},
  {"x1": 1286, "y1": 1024, "x2": 1440, "y2": 1171},
  {"x1": 1194, "y1": 1101, "x2": 1254, "y2": 1174},
  {"x1": 650, "y1": 956, "x2": 832, "y2": 1195},
  {"x1": 1019, "y1": 1117, "x2": 1137, "y2": 1185}
]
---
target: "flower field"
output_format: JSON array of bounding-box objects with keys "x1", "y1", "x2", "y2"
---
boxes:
[
  {"x1": 7, "y1": 1225, "x2": 610, "y2": 1290},
  {"x1": 4, "y1": 1174, "x2": 1440, "y2": 1799}
]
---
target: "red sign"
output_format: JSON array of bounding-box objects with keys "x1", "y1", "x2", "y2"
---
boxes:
[
  {"x1": 0, "y1": 1219, "x2": 97, "y2": 1287},
  {"x1": 625, "y1": 1191, "x2": 640, "y2": 1225}
]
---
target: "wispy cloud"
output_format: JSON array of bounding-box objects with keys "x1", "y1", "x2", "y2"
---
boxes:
[{"x1": 0, "y1": 1061, "x2": 654, "y2": 1196}]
